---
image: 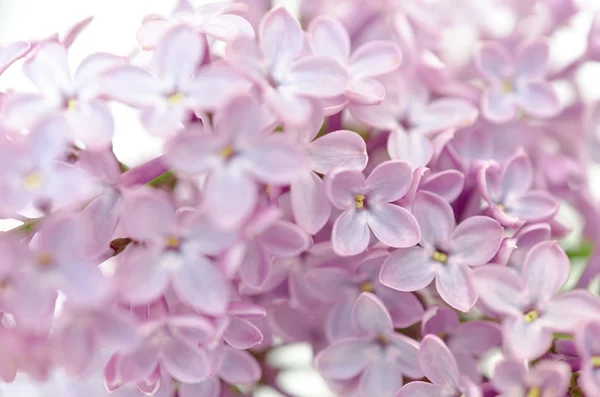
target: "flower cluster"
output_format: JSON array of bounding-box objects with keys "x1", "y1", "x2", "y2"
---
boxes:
[{"x1": 2, "y1": 0, "x2": 600, "y2": 396}]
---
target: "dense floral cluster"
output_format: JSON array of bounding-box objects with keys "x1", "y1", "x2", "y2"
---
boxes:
[{"x1": 2, "y1": 0, "x2": 600, "y2": 396}]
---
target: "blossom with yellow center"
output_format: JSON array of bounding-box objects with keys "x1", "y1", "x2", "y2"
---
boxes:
[
  {"x1": 37, "y1": 252, "x2": 53, "y2": 267},
  {"x1": 432, "y1": 250, "x2": 448, "y2": 264},
  {"x1": 360, "y1": 282, "x2": 375, "y2": 293},
  {"x1": 526, "y1": 387, "x2": 541, "y2": 397},
  {"x1": 167, "y1": 92, "x2": 184, "y2": 105},
  {"x1": 354, "y1": 194, "x2": 365, "y2": 209},
  {"x1": 219, "y1": 145, "x2": 235, "y2": 160},
  {"x1": 23, "y1": 171, "x2": 43, "y2": 191},
  {"x1": 67, "y1": 99, "x2": 78, "y2": 112},
  {"x1": 524, "y1": 310, "x2": 539, "y2": 323},
  {"x1": 165, "y1": 236, "x2": 181, "y2": 249}
]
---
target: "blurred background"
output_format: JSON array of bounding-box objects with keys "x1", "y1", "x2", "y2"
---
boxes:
[{"x1": 0, "y1": 0, "x2": 599, "y2": 396}]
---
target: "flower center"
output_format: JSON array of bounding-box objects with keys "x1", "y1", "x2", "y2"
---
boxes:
[
  {"x1": 23, "y1": 171, "x2": 43, "y2": 191},
  {"x1": 591, "y1": 356, "x2": 600, "y2": 368},
  {"x1": 167, "y1": 92, "x2": 184, "y2": 105},
  {"x1": 360, "y1": 281, "x2": 375, "y2": 293},
  {"x1": 432, "y1": 250, "x2": 448, "y2": 264},
  {"x1": 496, "y1": 203, "x2": 506, "y2": 212},
  {"x1": 67, "y1": 99, "x2": 78, "y2": 112},
  {"x1": 220, "y1": 145, "x2": 235, "y2": 160},
  {"x1": 355, "y1": 194, "x2": 366, "y2": 209},
  {"x1": 37, "y1": 251, "x2": 54, "y2": 268},
  {"x1": 165, "y1": 236, "x2": 181, "y2": 250},
  {"x1": 502, "y1": 80, "x2": 513, "y2": 93},
  {"x1": 526, "y1": 387, "x2": 541, "y2": 397},
  {"x1": 377, "y1": 334, "x2": 389, "y2": 345},
  {"x1": 524, "y1": 310, "x2": 539, "y2": 323}
]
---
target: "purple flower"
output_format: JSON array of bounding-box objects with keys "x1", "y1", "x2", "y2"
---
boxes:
[
  {"x1": 315, "y1": 292, "x2": 422, "y2": 397},
  {"x1": 491, "y1": 359, "x2": 571, "y2": 397},
  {"x1": 575, "y1": 321, "x2": 600, "y2": 396},
  {"x1": 380, "y1": 191, "x2": 503, "y2": 311},
  {"x1": 396, "y1": 335, "x2": 481, "y2": 397},
  {"x1": 473, "y1": 241, "x2": 600, "y2": 360},
  {"x1": 325, "y1": 160, "x2": 420, "y2": 256},
  {"x1": 474, "y1": 39, "x2": 561, "y2": 123}
]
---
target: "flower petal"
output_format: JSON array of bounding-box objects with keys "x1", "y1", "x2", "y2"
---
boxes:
[
  {"x1": 161, "y1": 337, "x2": 211, "y2": 383},
  {"x1": 223, "y1": 317, "x2": 263, "y2": 349},
  {"x1": 379, "y1": 246, "x2": 435, "y2": 291},
  {"x1": 308, "y1": 130, "x2": 368, "y2": 174},
  {"x1": 352, "y1": 292, "x2": 393, "y2": 335},
  {"x1": 507, "y1": 190, "x2": 559, "y2": 222},
  {"x1": 283, "y1": 55, "x2": 349, "y2": 97},
  {"x1": 367, "y1": 202, "x2": 420, "y2": 248},
  {"x1": 412, "y1": 191, "x2": 455, "y2": 248},
  {"x1": 474, "y1": 42, "x2": 512, "y2": 82},
  {"x1": 218, "y1": 348, "x2": 261, "y2": 385},
  {"x1": 515, "y1": 39, "x2": 549, "y2": 81},
  {"x1": 360, "y1": 359, "x2": 404, "y2": 397},
  {"x1": 259, "y1": 6, "x2": 303, "y2": 76},
  {"x1": 331, "y1": 209, "x2": 370, "y2": 256},
  {"x1": 503, "y1": 316, "x2": 552, "y2": 360},
  {"x1": 450, "y1": 216, "x2": 503, "y2": 266},
  {"x1": 242, "y1": 135, "x2": 307, "y2": 184},
  {"x1": 347, "y1": 77, "x2": 386, "y2": 105},
  {"x1": 179, "y1": 378, "x2": 221, "y2": 397},
  {"x1": 516, "y1": 81, "x2": 561, "y2": 119},
  {"x1": 436, "y1": 263, "x2": 478, "y2": 312},
  {"x1": 471, "y1": 266, "x2": 524, "y2": 317},
  {"x1": 420, "y1": 170, "x2": 465, "y2": 203},
  {"x1": 396, "y1": 381, "x2": 445, "y2": 397},
  {"x1": 521, "y1": 241, "x2": 569, "y2": 303},
  {"x1": 315, "y1": 338, "x2": 371, "y2": 380},
  {"x1": 121, "y1": 189, "x2": 177, "y2": 241},
  {"x1": 541, "y1": 290, "x2": 600, "y2": 332},
  {"x1": 0, "y1": 41, "x2": 30, "y2": 76},
  {"x1": 419, "y1": 335, "x2": 460, "y2": 388},
  {"x1": 481, "y1": 85, "x2": 517, "y2": 123},
  {"x1": 258, "y1": 220, "x2": 311, "y2": 257},
  {"x1": 387, "y1": 127, "x2": 433, "y2": 168},
  {"x1": 500, "y1": 151, "x2": 533, "y2": 201},
  {"x1": 102, "y1": 66, "x2": 163, "y2": 107},
  {"x1": 290, "y1": 171, "x2": 331, "y2": 234},
  {"x1": 308, "y1": 16, "x2": 350, "y2": 64},
  {"x1": 365, "y1": 160, "x2": 413, "y2": 202},
  {"x1": 24, "y1": 42, "x2": 72, "y2": 97},
  {"x1": 153, "y1": 25, "x2": 204, "y2": 88},
  {"x1": 411, "y1": 98, "x2": 479, "y2": 136},
  {"x1": 350, "y1": 41, "x2": 402, "y2": 78},
  {"x1": 325, "y1": 168, "x2": 366, "y2": 209}
]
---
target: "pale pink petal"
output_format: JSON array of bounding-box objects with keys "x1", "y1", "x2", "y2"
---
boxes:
[
  {"x1": 360, "y1": 359, "x2": 404, "y2": 397},
  {"x1": 481, "y1": 85, "x2": 517, "y2": 123},
  {"x1": 349, "y1": 41, "x2": 403, "y2": 78},
  {"x1": 264, "y1": 87, "x2": 313, "y2": 126},
  {"x1": 365, "y1": 160, "x2": 413, "y2": 202},
  {"x1": 120, "y1": 251, "x2": 170, "y2": 304},
  {"x1": 377, "y1": 288, "x2": 424, "y2": 328},
  {"x1": 508, "y1": 190, "x2": 559, "y2": 222},
  {"x1": 0, "y1": 41, "x2": 30, "y2": 75},
  {"x1": 387, "y1": 127, "x2": 433, "y2": 168},
  {"x1": 515, "y1": 39, "x2": 549, "y2": 81},
  {"x1": 575, "y1": 321, "x2": 600, "y2": 358},
  {"x1": 241, "y1": 135, "x2": 307, "y2": 184},
  {"x1": 65, "y1": 100, "x2": 113, "y2": 149},
  {"x1": 471, "y1": 266, "x2": 524, "y2": 317},
  {"x1": 202, "y1": 15, "x2": 255, "y2": 42},
  {"x1": 379, "y1": 246, "x2": 436, "y2": 291},
  {"x1": 179, "y1": 378, "x2": 221, "y2": 397},
  {"x1": 503, "y1": 316, "x2": 552, "y2": 360},
  {"x1": 290, "y1": 171, "x2": 331, "y2": 234},
  {"x1": 491, "y1": 360, "x2": 527, "y2": 393},
  {"x1": 204, "y1": 165, "x2": 257, "y2": 230},
  {"x1": 516, "y1": 81, "x2": 561, "y2": 119},
  {"x1": 411, "y1": 98, "x2": 478, "y2": 136},
  {"x1": 218, "y1": 348, "x2": 261, "y2": 384},
  {"x1": 308, "y1": 130, "x2": 368, "y2": 174},
  {"x1": 238, "y1": 241, "x2": 271, "y2": 289},
  {"x1": 501, "y1": 152, "x2": 533, "y2": 201},
  {"x1": 304, "y1": 267, "x2": 354, "y2": 302},
  {"x1": 24, "y1": 42, "x2": 72, "y2": 96},
  {"x1": 450, "y1": 216, "x2": 503, "y2": 266},
  {"x1": 521, "y1": 241, "x2": 569, "y2": 303},
  {"x1": 347, "y1": 77, "x2": 386, "y2": 105},
  {"x1": 121, "y1": 189, "x2": 176, "y2": 241},
  {"x1": 164, "y1": 131, "x2": 223, "y2": 174},
  {"x1": 102, "y1": 66, "x2": 163, "y2": 107},
  {"x1": 74, "y1": 52, "x2": 125, "y2": 91},
  {"x1": 541, "y1": 290, "x2": 600, "y2": 332},
  {"x1": 436, "y1": 263, "x2": 477, "y2": 312},
  {"x1": 474, "y1": 42, "x2": 512, "y2": 82},
  {"x1": 187, "y1": 64, "x2": 252, "y2": 110},
  {"x1": 450, "y1": 321, "x2": 502, "y2": 356},
  {"x1": 308, "y1": 16, "x2": 350, "y2": 64},
  {"x1": 331, "y1": 209, "x2": 370, "y2": 256},
  {"x1": 62, "y1": 16, "x2": 93, "y2": 48},
  {"x1": 153, "y1": 25, "x2": 204, "y2": 87},
  {"x1": 367, "y1": 202, "x2": 420, "y2": 248},
  {"x1": 349, "y1": 101, "x2": 400, "y2": 130},
  {"x1": 223, "y1": 317, "x2": 263, "y2": 349},
  {"x1": 315, "y1": 338, "x2": 372, "y2": 380},
  {"x1": 352, "y1": 292, "x2": 393, "y2": 335},
  {"x1": 387, "y1": 333, "x2": 422, "y2": 378},
  {"x1": 282, "y1": 56, "x2": 349, "y2": 97},
  {"x1": 412, "y1": 191, "x2": 455, "y2": 248},
  {"x1": 420, "y1": 170, "x2": 465, "y2": 203},
  {"x1": 325, "y1": 168, "x2": 366, "y2": 209},
  {"x1": 419, "y1": 335, "x2": 460, "y2": 388},
  {"x1": 117, "y1": 346, "x2": 159, "y2": 383},
  {"x1": 396, "y1": 381, "x2": 445, "y2": 397},
  {"x1": 161, "y1": 337, "x2": 210, "y2": 383},
  {"x1": 258, "y1": 220, "x2": 311, "y2": 257},
  {"x1": 259, "y1": 7, "x2": 303, "y2": 75},
  {"x1": 137, "y1": 19, "x2": 172, "y2": 50},
  {"x1": 2, "y1": 93, "x2": 59, "y2": 128},
  {"x1": 172, "y1": 257, "x2": 230, "y2": 316}
]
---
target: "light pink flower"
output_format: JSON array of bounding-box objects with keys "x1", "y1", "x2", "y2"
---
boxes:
[{"x1": 491, "y1": 359, "x2": 571, "y2": 397}]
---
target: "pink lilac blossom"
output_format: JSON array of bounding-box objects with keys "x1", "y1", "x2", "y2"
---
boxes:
[{"x1": 2, "y1": 1, "x2": 600, "y2": 397}]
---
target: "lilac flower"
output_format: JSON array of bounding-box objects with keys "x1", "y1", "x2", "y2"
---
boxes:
[
  {"x1": 574, "y1": 321, "x2": 600, "y2": 396},
  {"x1": 165, "y1": 94, "x2": 307, "y2": 230},
  {"x1": 226, "y1": 7, "x2": 349, "y2": 126},
  {"x1": 380, "y1": 191, "x2": 503, "y2": 311},
  {"x1": 103, "y1": 25, "x2": 250, "y2": 136},
  {"x1": 496, "y1": 223, "x2": 551, "y2": 268},
  {"x1": 3, "y1": 43, "x2": 124, "y2": 149},
  {"x1": 473, "y1": 241, "x2": 600, "y2": 360},
  {"x1": 137, "y1": 0, "x2": 255, "y2": 49},
  {"x1": 396, "y1": 335, "x2": 481, "y2": 397},
  {"x1": 315, "y1": 293, "x2": 422, "y2": 397},
  {"x1": 0, "y1": 40, "x2": 31, "y2": 75},
  {"x1": 478, "y1": 151, "x2": 560, "y2": 228},
  {"x1": 491, "y1": 359, "x2": 571, "y2": 397},
  {"x1": 474, "y1": 39, "x2": 561, "y2": 123},
  {"x1": 421, "y1": 306, "x2": 501, "y2": 382},
  {"x1": 308, "y1": 16, "x2": 403, "y2": 106},
  {"x1": 325, "y1": 160, "x2": 420, "y2": 256}
]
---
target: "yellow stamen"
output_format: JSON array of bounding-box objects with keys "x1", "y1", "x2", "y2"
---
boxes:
[
  {"x1": 502, "y1": 80, "x2": 513, "y2": 93},
  {"x1": 591, "y1": 356, "x2": 600, "y2": 368},
  {"x1": 378, "y1": 334, "x2": 389, "y2": 345},
  {"x1": 432, "y1": 250, "x2": 448, "y2": 264},
  {"x1": 360, "y1": 282, "x2": 375, "y2": 293},
  {"x1": 219, "y1": 145, "x2": 235, "y2": 160},
  {"x1": 165, "y1": 236, "x2": 180, "y2": 249},
  {"x1": 167, "y1": 92, "x2": 184, "y2": 105},
  {"x1": 497, "y1": 203, "x2": 505, "y2": 212},
  {"x1": 526, "y1": 387, "x2": 541, "y2": 397},
  {"x1": 37, "y1": 252, "x2": 53, "y2": 267},
  {"x1": 67, "y1": 99, "x2": 78, "y2": 112},
  {"x1": 265, "y1": 184, "x2": 271, "y2": 195},
  {"x1": 23, "y1": 171, "x2": 43, "y2": 191},
  {"x1": 524, "y1": 310, "x2": 539, "y2": 323},
  {"x1": 355, "y1": 194, "x2": 365, "y2": 209}
]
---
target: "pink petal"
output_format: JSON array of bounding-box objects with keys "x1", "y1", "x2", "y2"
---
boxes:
[
  {"x1": 396, "y1": 381, "x2": 445, "y2": 397},
  {"x1": 172, "y1": 257, "x2": 230, "y2": 316},
  {"x1": 420, "y1": 170, "x2": 465, "y2": 203},
  {"x1": 451, "y1": 321, "x2": 502, "y2": 356},
  {"x1": 347, "y1": 77, "x2": 386, "y2": 105},
  {"x1": 450, "y1": 216, "x2": 503, "y2": 266},
  {"x1": 137, "y1": 19, "x2": 172, "y2": 50},
  {"x1": 121, "y1": 189, "x2": 176, "y2": 241},
  {"x1": 331, "y1": 209, "x2": 371, "y2": 256},
  {"x1": 349, "y1": 100, "x2": 400, "y2": 131},
  {"x1": 387, "y1": 333, "x2": 422, "y2": 378},
  {"x1": 259, "y1": 7, "x2": 303, "y2": 75},
  {"x1": 218, "y1": 348, "x2": 261, "y2": 384},
  {"x1": 120, "y1": 250, "x2": 170, "y2": 305},
  {"x1": 75, "y1": 53, "x2": 125, "y2": 90},
  {"x1": 304, "y1": 267, "x2": 355, "y2": 302},
  {"x1": 0, "y1": 41, "x2": 30, "y2": 76},
  {"x1": 325, "y1": 168, "x2": 366, "y2": 209},
  {"x1": 242, "y1": 135, "x2": 307, "y2": 184},
  {"x1": 117, "y1": 346, "x2": 159, "y2": 383},
  {"x1": 575, "y1": 321, "x2": 600, "y2": 358},
  {"x1": 238, "y1": 241, "x2": 271, "y2": 289},
  {"x1": 62, "y1": 16, "x2": 93, "y2": 48},
  {"x1": 2, "y1": 93, "x2": 56, "y2": 129},
  {"x1": 263, "y1": 86, "x2": 313, "y2": 126},
  {"x1": 491, "y1": 360, "x2": 527, "y2": 393},
  {"x1": 435, "y1": 263, "x2": 478, "y2": 312},
  {"x1": 377, "y1": 288, "x2": 424, "y2": 328},
  {"x1": 471, "y1": 266, "x2": 524, "y2": 317},
  {"x1": 24, "y1": 42, "x2": 72, "y2": 97},
  {"x1": 204, "y1": 165, "x2": 257, "y2": 230},
  {"x1": 315, "y1": 338, "x2": 371, "y2": 380},
  {"x1": 308, "y1": 16, "x2": 351, "y2": 64},
  {"x1": 503, "y1": 316, "x2": 552, "y2": 360},
  {"x1": 481, "y1": 85, "x2": 517, "y2": 123},
  {"x1": 379, "y1": 246, "x2": 435, "y2": 291},
  {"x1": 349, "y1": 41, "x2": 403, "y2": 78},
  {"x1": 164, "y1": 131, "x2": 223, "y2": 174},
  {"x1": 367, "y1": 202, "x2": 420, "y2": 248},
  {"x1": 179, "y1": 378, "x2": 221, "y2": 397},
  {"x1": 501, "y1": 151, "x2": 533, "y2": 201},
  {"x1": 365, "y1": 160, "x2": 413, "y2": 203},
  {"x1": 522, "y1": 241, "x2": 569, "y2": 303},
  {"x1": 360, "y1": 359, "x2": 404, "y2": 397},
  {"x1": 412, "y1": 191, "x2": 456, "y2": 248},
  {"x1": 258, "y1": 220, "x2": 311, "y2": 257},
  {"x1": 161, "y1": 337, "x2": 210, "y2": 383},
  {"x1": 202, "y1": 15, "x2": 255, "y2": 42},
  {"x1": 352, "y1": 292, "x2": 393, "y2": 335},
  {"x1": 102, "y1": 66, "x2": 163, "y2": 107},
  {"x1": 153, "y1": 25, "x2": 204, "y2": 88},
  {"x1": 411, "y1": 98, "x2": 479, "y2": 136},
  {"x1": 65, "y1": 100, "x2": 113, "y2": 149},
  {"x1": 387, "y1": 127, "x2": 433, "y2": 168},
  {"x1": 308, "y1": 130, "x2": 368, "y2": 174},
  {"x1": 474, "y1": 42, "x2": 512, "y2": 82},
  {"x1": 541, "y1": 290, "x2": 600, "y2": 332},
  {"x1": 187, "y1": 64, "x2": 252, "y2": 110},
  {"x1": 515, "y1": 39, "x2": 549, "y2": 81},
  {"x1": 508, "y1": 190, "x2": 559, "y2": 222},
  {"x1": 290, "y1": 171, "x2": 331, "y2": 234},
  {"x1": 223, "y1": 317, "x2": 263, "y2": 349},
  {"x1": 282, "y1": 55, "x2": 349, "y2": 98},
  {"x1": 419, "y1": 335, "x2": 460, "y2": 388},
  {"x1": 516, "y1": 81, "x2": 561, "y2": 119}
]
